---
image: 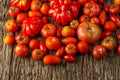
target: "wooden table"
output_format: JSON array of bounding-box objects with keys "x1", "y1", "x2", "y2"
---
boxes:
[{"x1": 0, "y1": 0, "x2": 120, "y2": 80}]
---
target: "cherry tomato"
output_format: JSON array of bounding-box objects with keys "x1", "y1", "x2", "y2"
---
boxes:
[
  {"x1": 40, "y1": 3, "x2": 50, "y2": 15},
  {"x1": 103, "y1": 4, "x2": 109, "y2": 12},
  {"x1": 8, "y1": 6, "x2": 20, "y2": 17},
  {"x1": 92, "y1": 45, "x2": 107, "y2": 58},
  {"x1": 55, "y1": 46, "x2": 65, "y2": 57},
  {"x1": 65, "y1": 44, "x2": 77, "y2": 55},
  {"x1": 17, "y1": 13, "x2": 28, "y2": 23},
  {"x1": 100, "y1": 31, "x2": 112, "y2": 39},
  {"x1": 79, "y1": 15, "x2": 89, "y2": 23},
  {"x1": 109, "y1": 4, "x2": 119, "y2": 15},
  {"x1": 3, "y1": 34, "x2": 15, "y2": 45},
  {"x1": 5, "y1": 19, "x2": 19, "y2": 32},
  {"x1": 78, "y1": 0, "x2": 87, "y2": 5},
  {"x1": 28, "y1": 10, "x2": 43, "y2": 17},
  {"x1": 29, "y1": 39, "x2": 40, "y2": 49},
  {"x1": 62, "y1": 37, "x2": 77, "y2": 45},
  {"x1": 90, "y1": 17, "x2": 100, "y2": 25},
  {"x1": 64, "y1": 55, "x2": 76, "y2": 62},
  {"x1": 110, "y1": 15, "x2": 120, "y2": 27},
  {"x1": 117, "y1": 32, "x2": 120, "y2": 40},
  {"x1": 99, "y1": 10, "x2": 107, "y2": 25},
  {"x1": 14, "y1": 44, "x2": 28, "y2": 57},
  {"x1": 30, "y1": 0, "x2": 42, "y2": 11},
  {"x1": 39, "y1": 41, "x2": 47, "y2": 54},
  {"x1": 42, "y1": 16, "x2": 49, "y2": 25},
  {"x1": 32, "y1": 49, "x2": 44, "y2": 60},
  {"x1": 117, "y1": 44, "x2": 120, "y2": 55},
  {"x1": 70, "y1": 20, "x2": 79, "y2": 29},
  {"x1": 56, "y1": 26, "x2": 62, "y2": 37}
]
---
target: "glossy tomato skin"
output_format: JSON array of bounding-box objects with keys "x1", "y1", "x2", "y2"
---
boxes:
[
  {"x1": 77, "y1": 22, "x2": 101, "y2": 44},
  {"x1": 55, "y1": 46, "x2": 65, "y2": 57},
  {"x1": 40, "y1": 3, "x2": 50, "y2": 15},
  {"x1": 110, "y1": 15, "x2": 120, "y2": 27},
  {"x1": 17, "y1": 13, "x2": 28, "y2": 23},
  {"x1": 28, "y1": 10, "x2": 43, "y2": 17},
  {"x1": 109, "y1": 4, "x2": 119, "y2": 15},
  {"x1": 8, "y1": 6, "x2": 20, "y2": 17},
  {"x1": 77, "y1": 41, "x2": 89, "y2": 54},
  {"x1": 90, "y1": 17, "x2": 100, "y2": 25},
  {"x1": 14, "y1": 44, "x2": 28, "y2": 57},
  {"x1": 39, "y1": 41, "x2": 47, "y2": 54},
  {"x1": 46, "y1": 36, "x2": 61, "y2": 50},
  {"x1": 117, "y1": 45, "x2": 120, "y2": 55},
  {"x1": 62, "y1": 37, "x2": 77, "y2": 45},
  {"x1": 64, "y1": 55, "x2": 76, "y2": 62},
  {"x1": 99, "y1": 10, "x2": 107, "y2": 25},
  {"x1": 41, "y1": 23, "x2": 56, "y2": 38},
  {"x1": 3, "y1": 34, "x2": 15, "y2": 45},
  {"x1": 56, "y1": 26, "x2": 62, "y2": 37},
  {"x1": 5, "y1": 20, "x2": 18, "y2": 32},
  {"x1": 100, "y1": 31, "x2": 112, "y2": 39},
  {"x1": 30, "y1": 0, "x2": 42, "y2": 11},
  {"x1": 29, "y1": 39, "x2": 39, "y2": 49},
  {"x1": 43, "y1": 55, "x2": 61, "y2": 65},
  {"x1": 65, "y1": 44, "x2": 77, "y2": 55},
  {"x1": 42, "y1": 16, "x2": 49, "y2": 25},
  {"x1": 70, "y1": 20, "x2": 79, "y2": 29},
  {"x1": 103, "y1": 4, "x2": 109, "y2": 12},
  {"x1": 32, "y1": 49, "x2": 44, "y2": 60},
  {"x1": 79, "y1": 15, "x2": 89, "y2": 23},
  {"x1": 78, "y1": 0, "x2": 87, "y2": 5},
  {"x1": 114, "y1": 0, "x2": 120, "y2": 5},
  {"x1": 92, "y1": 45, "x2": 107, "y2": 58}
]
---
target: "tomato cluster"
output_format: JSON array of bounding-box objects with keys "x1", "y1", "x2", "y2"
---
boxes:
[{"x1": 3, "y1": 0, "x2": 120, "y2": 65}]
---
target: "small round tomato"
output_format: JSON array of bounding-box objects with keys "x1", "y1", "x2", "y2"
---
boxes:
[
  {"x1": 42, "y1": 16, "x2": 49, "y2": 25},
  {"x1": 92, "y1": 45, "x2": 107, "y2": 59},
  {"x1": 55, "y1": 46, "x2": 65, "y2": 57},
  {"x1": 90, "y1": 17, "x2": 100, "y2": 25},
  {"x1": 56, "y1": 26, "x2": 62, "y2": 37},
  {"x1": 31, "y1": 0, "x2": 42, "y2": 11},
  {"x1": 79, "y1": 15, "x2": 89, "y2": 23},
  {"x1": 62, "y1": 26, "x2": 75, "y2": 37},
  {"x1": 32, "y1": 49, "x2": 44, "y2": 60},
  {"x1": 109, "y1": 4, "x2": 119, "y2": 15},
  {"x1": 77, "y1": 41, "x2": 89, "y2": 54},
  {"x1": 46, "y1": 36, "x2": 61, "y2": 50},
  {"x1": 3, "y1": 34, "x2": 14, "y2": 45},
  {"x1": 29, "y1": 39, "x2": 39, "y2": 49},
  {"x1": 78, "y1": 0, "x2": 87, "y2": 5},
  {"x1": 64, "y1": 55, "x2": 76, "y2": 62},
  {"x1": 117, "y1": 32, "x2": 120, "y2": 40},
  {"x1": 16, "y1": 33, "x2": 30, "y2": 45},
  {"x1": 101, "y1": 36, "x2": 116, "y2": 50},
  {"x1": 5, "y1": 19, "x2": 19, "y2": 32},
  {"x1": 28, "y1": 10, "x2": 43, "y2": 17},
  {"x1": 104, "y1": 21, "x2": 117, "y2": 32},
  {"x1": 41, "y1": 23, "x2": 57, "y2": 38},
  {"x1": 62, "y1": 37, "x2": 77, "y2": 45},
  {"x1": 14, "y1": 44, "x2": 28, "y2": 57},
  {"x1": 8, "y1": 6, "x2": 20, "y2": 17},
  {"x1": 103, "y1": 4, "x2": 109, "y2": 12},
  {"x1": 70, "y1": 20, "x2": 79, "y2": 29},
  {"x1": 117, "y1": 44, "x2": 120, "y2": 55},
  {"x1": 39, "y1": 41, "x2": 47, "y2": 54},
  {"x1": 17, "y1": 13, "x2": 28, "y2": 23},
  {"x1": 40, "y1": 3, "x2": 50, "y2": 15},
  {"x1": 65, "y1": 44, "x2": 77, "y2": 55},
  {"x1": 100, "y1": 31, "x2": 112, "y2": 39}
]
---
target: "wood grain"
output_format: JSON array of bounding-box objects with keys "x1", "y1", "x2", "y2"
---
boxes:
[{"x1": 0, "y1": 0, "x2": 120, "y2": 80}]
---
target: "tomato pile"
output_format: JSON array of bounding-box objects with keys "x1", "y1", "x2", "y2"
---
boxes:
[{"x1": 3, "y1": 0, "x2": 120, "y2": 65}]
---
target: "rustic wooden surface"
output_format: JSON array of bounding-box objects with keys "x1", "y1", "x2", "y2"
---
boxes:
[{"x1": 0, "y1": 0, "x2": 120, "y2": 80}]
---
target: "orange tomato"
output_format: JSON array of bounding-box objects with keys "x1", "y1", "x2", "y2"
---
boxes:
[
  {"x1": 28, "y1": 10, "x2": 43, "y2": 17},
  {"x1": 3, "y1": 34, "x2": 15, "y2": 45},
  {"x1": 114, "y1": 0, "x2": 120, "y2": 5},
  {"x1": 31, "y1": 0, "x2": 42, "y2": 11},
  {"x1": 40, "y1": 3, "x2": 50, "y2": 15}
]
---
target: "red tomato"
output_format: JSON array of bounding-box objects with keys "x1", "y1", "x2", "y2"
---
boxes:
[
  {"x1": 78, "y1": 0, "x2": 87, "y2": 5},
  {"x1": 109, "y1": 4, "x2": 119, "y2": 15},
  {"x1": 29, "y1": 39, "x2": 39, "y2": 49},
  {"x1": 100, "y1": 31, "x2": 112, "y2": 39},
  {"x1": 103, "y1": 4, "x2": 109, "y2": 12},
  {"x1": 43, "y1": 55, "x2": 61, "y2": 65},
  {"x1": 8, "y1": 6, "x2": 20, "y2": 17},
  {"x1": 99, "y1": 10, "x2": 107, "y2": 25},
  {"x1": 14, "y1": 44, "x2": 28, "y2": 57},
  {"x1": 117, "y1": 32, "x2": 120, "y2": 40},
  {"x1": 40, "y1": 3, "x2": 50, "y2": 15},
  {"x1": 77, "y1": 41, "x2": 89, "y2": 54},
  {"x1": 55, "y1": 46, "x2": 65, "y2": 57},
  {"x1": 104, "y1": 21, "x2": 117, "y2": 32},
  {"x1": 46, "y1": 36, "x2": 61, "y2": 50},
  {"x1": 65, "y1": 44, "x2": 77, "y2": 55},
  {"x1": 99, "y1": 0, "x2": 104, "y2": 4},
  {"x1": 17, "y1": 13, "x2": 28, "y2": 23},
  {"x1": 117, "y1": 45, "x2": 120, "y2": 55},
  {"x1": 114, "y1": 0, "x2": 120, "y2": 5},
  {"x1": 3, "y1": 34, "x2": 15, "y2": 45},
  {"x1": 30, "y1": 0, "x2": 42, "y2": 11},
  {"x1": 92, "y1": 45, "x2": 107, "y2": 58},
  {"x1": 41, "y1": 23, "x2": 57, "y2": 38},
  {"x1": 90, "y1": 17, "x2": 100, "y2": 25},
  {"x1": 56, "y1": 26, "x2": 62, "y2": 37},
  {"x1": 79, "y1": 15, "x2": 89, "y2": 23},
  {"x1": 110, "y1": 15, "x2": 120, "y2": 27},
  {"x1": 5, "y1": 19, "x2": 19, "y2": 32},
  {"x1": 70, "y1": 20, "x2": 79, "y2": 29},
  {"x1": 42, "y1": 16, "x2": 49, "y2": 25},
  {"x1": 64, "y1": 55, "x2": 76, "y2": 62},
  {"x1": 16, "y1": 33, "x2": 30, "y2": 46},
  {"x1": 32, "y1": 49, "x2": 44, "y2": 60},
  {"x1": 39, "y1": 41, "x2": 47, "y2": 54},
  {"x1": 88, "y1": 0, "x2": 98, "y2": 3},
  {"x1": 28, "y1": 10, "x2": 43, "y2": 17},
  {"x1": 62, "y1": 37, "x2": 77, "y2": 45}
]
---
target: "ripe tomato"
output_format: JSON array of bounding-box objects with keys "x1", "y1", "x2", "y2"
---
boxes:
[
  {"x1": 90, "y1": 17, "x2": 100, "y2": 25},
  {"x1": 46, "y1": 36, "x2": 61, "y2": 50},
  {"x1": 78, "y1": 0, "x2": 87, "y2": 5},
  {"x1": 3, "y1": 34, "x2": 14, "y2": 45},
  {"x1": 104, "y1": 21, "x2": 117, "y2": 32},
  {"x1": 32, "y1": 49, "x2": 44, "y2": 60},
  {"x1": 79, "y1": 15, "x2": 89, "y2": 23},
  {"x1": 114, "y1": 0, "x2": 120, "y2": 5},
  {"x1": 70, "y1": 20, "x2": 79, "y2": 29},
  {"x1": 56, "y1": 26, "x2": 62, "y2": 37},
  {"x1": 39, "y1": 41, "x2": 47, "y2": 54},
  {"x1": 62, "y1": 26, "x2": 75, "y2": 37},
  {"x1": 43, "y1": 55, "x2": 61, "y2": 65},
  {"x1": 77, "y1": 41, "x2": 89, "y2": 54},
  {"x1": 103, "y1": 4, "x2": 109, "y2": 12},
  {"x1": 14, "y1": 44, "x2": 28, "y2": 57},
  {"x1": 62, "y1": 37, "x2": 77, "y2": 45},
  {"x1": 109, "y1": 4, "x2": 119, "y2": 14},
  {"x1": 55, "y1": 46, "x2": 65, "y2": 57},
  {"x1": 101, "y1": 36, "x2": 116, "y2": 50},
  {"x1": 8, "y1": 6, "x2": 20, "y2": 17},
  {"x1": 17, "y1": 13, "x2": 28, "y2": 23},
  {"x1": 5, "y1": 19, "x2": 18, "y2": 32},
  {"x1": 28, "y1": 10, "x2": 43, "y2": 17},
  {"x1": 117, "y1": 45, "x2": 120, "y2": 55},
  {"x1": 30, "y1": 0, "x2": 42, "y2": 11},
  {"x1": 110, "y1": 15, "x2": 120, "y2": 27},
  {"x1": 41, "y1": 23, "x2": 56, "y2": 38},
  {"x1": 29, "y1": 39, "x2": 39, "y2": 49},
  {"x1": 99, "y1": 10, "x2": 107, "y2": 25},
  {"x1": 92, "y1": 45, "x2": 107, "y2": 59},
  {"x1": 117, "y1": 32, "x2": 120, "y2": 40},
  {"x1": 64, "y1": 55, "x2": 76, "y2": 62},
  {"x1": 42, "y1": 16, "x2": 49, "y2": 25},
  {"x1": 40, "y1": 3, "x2": 50, "y2": 15},
  {"x1": 100, "y1": 31, "x2": 112, "y2": 39},
  {"x1": 65, "y1": 44, "x2": 77, "y2": 55}
]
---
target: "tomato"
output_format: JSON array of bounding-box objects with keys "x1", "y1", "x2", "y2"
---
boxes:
[
  {"x1": 17, "y1": 13, "x2": 28, "y2": 23},
  {"x1": 14, "y1": 44, "x2": 28, "y2": 57},
  {"x1": 3, "y1": 34, "x2": 15, "y2": 45},
  {"x1": 114, "y1": 0, "x2": 120, "y2": 5},
  {"x1": 30, "y1": 0, "x2": 42, "y2": 11},
  {"x1": 101, "y1": 36, "x2": 116, "y2": 50},
  {"x1": 46, "y1": 36, "x2": 61, "y2": 50},
  {"x1": 109, "y1": 4, "x2": 119, "y2": 15},
  {"x1": 79, "y1": 15, "x2": 89, "y2": 23},
  {"x1": 77, "y1": 41, "x2": 89, "y2": 54},
  {"x1": 78, "y1": 0, "x2": 87, "y2": 5},
  {"x1": 99, "y1": 0, "x2": 104, "y2": 4},
  {"x1": 100, "y1": 31, "x2": 112, "y2": 39},
  {"x1": 77, "y1": 22, "x2": 101, "y2": 44},
  {"x1": 70, "y1": 20, "x2": 79, "y2": 29},
  {"x1": 29, "y1": 39, "x2": 39, "y2": 49},
  {"x1": 99, "y1": 10, "x2": 107, "y2": 25},
  {"x1": 41, "y1": 23, "x2": 57, "y2": 38},
  {"x1": 64, "y1": 55, "x2": 76, "y2": 62},
  {"x1": 39, "y1": 41, "x2": 47, "y2": 54},
  {"x1": 28, "y1": 10, "x2": 43, "y2": 17},
  {"x1": 90, "y1": 17, "x2": 100, "y2": 25},
  {"x1": 103, "y1": 4, "x2": 109, "y2": 12},
  {"x1": 42, "y1": 16, "x2": 49, "y2": 25},
  {"x1": 62, "y1": 26, "x2": 75, "y2": 37},
  {"x1": 5, "y1": 19, "x2": 19, "y2": 32},
  {"x1": 110, "y1": 15, "x2": 120, "y2": 27},
  {"x1": 92, "y1": 45, "x2": 107, "y2": 58},
  {"x1": 10, "y1": 0, "x2": 31, "y2": 11},
  {"x1": 117, "y1": 32, "x2": 120, "y2": 40},
  {"x1": 88, "y1": 0, "x2": 98, "y2": 3},
  {"x1": 104, "y1": 21, "x2": 117, "y2": 32},
  {"x1": 43, "y1": 55, "x2": 61, "y2": 65},
  {"x1": 56, "y1": 26, "x2": 62, "y2": 37},
  {"x1": 62, "y1": 37, "x2": 77, "y2": 45},
  {"x1": 83, "y1": 2, "x2": 101, "y2": 17},
  {"x1": 8, "y1": 6, "x2": 20, "y2": 17},
  {"x1": 16, "y1": 33, "x2": 30, "y2": 45},
  {"x1": 40, "y1": 3, "x2": 50, "y2": 15},
  {"x1": 32, "y1": 49, "x2": 44, "y2": 60},
  {"x1": 117, "y1": 45, "x2": 120, "y2": 55},
  {"x1": 65, "y1": 44, "x2": 77, "y2": 55},
  {"x1": 55, "y1": 46, "x2": 65, "y2": 57}
]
